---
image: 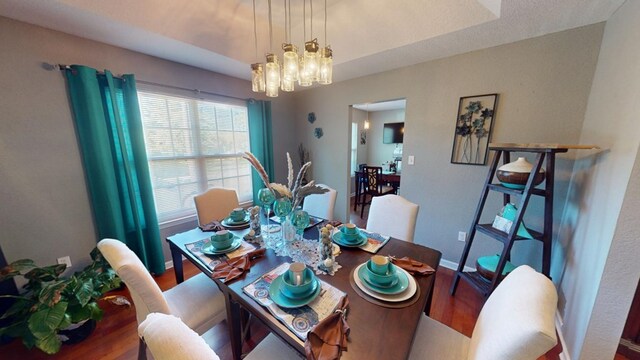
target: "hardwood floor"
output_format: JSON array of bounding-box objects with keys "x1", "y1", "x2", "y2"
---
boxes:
[{"x1": 1, "y1": 199, "x2": 562, "y2": 359}]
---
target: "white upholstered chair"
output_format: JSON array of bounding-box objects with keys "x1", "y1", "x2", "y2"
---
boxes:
[
  {"x1": 409, "y1": 265, "x2": 558, "y2": 360},
  {"x1": 302, "y1": 184, "x2": 337, "y2": 220},
  {"x1": 139, "y1": 313, "x2": 302, "y2": 360},
  {"x1": 98, "y1": 239, "x2": 226, "y2": 359},
  {"x1": 366, "y1": 194, "x2": 419, "y2": 242},
  {"x1": 194, "y1": 187, "x2": 240, "y2": 225}
]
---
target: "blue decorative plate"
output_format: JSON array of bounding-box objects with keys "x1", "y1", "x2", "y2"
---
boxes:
[
  {"x1": 269, "y1": 275, "x2": 322, "y2": 308},
  {"x1": 202, "y1": 237, "x2": 242, "y2": 255},
  {"x1": 331, "y1": 231, "x2": 368, "y2": 247},
  {"x1": 357, "y1": 264, "x2": 409, "y2": 295},
  {"x1": 279, "y1": 278, "x2": 319, "y2": 299}
]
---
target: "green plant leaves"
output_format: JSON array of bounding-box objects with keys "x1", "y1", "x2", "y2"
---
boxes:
[
  {"x1": 24, "y1": 264, "x2": 66, "y2": 283},
  {"x1": 35, "y1": 333, "x2": 62, "y2": 355},
  {"x1": 28, "y1": 301, "x2": 68, "y2": 339}
]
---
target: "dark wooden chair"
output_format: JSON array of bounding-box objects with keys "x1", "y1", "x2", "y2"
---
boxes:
[{"x1": 360, "y1": 166, "x2": 395, "y2": 218}]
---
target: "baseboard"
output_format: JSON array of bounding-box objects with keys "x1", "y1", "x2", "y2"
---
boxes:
[
  {"x1": 165, "y1": 260, "x2": 174, "y2": 270},
  {"x1": 556, "y1": 311, "x2": 571, "y2": 360},
  {"x1": 439, "y1": 258, "x2": 475, "y2": 272}
]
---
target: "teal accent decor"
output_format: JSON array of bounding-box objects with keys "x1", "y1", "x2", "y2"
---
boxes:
[
  {"x1": 64, "y1": 65, "x2": 165, "y2": 274},
  {"x1": 477, "y1": 254, "x2": 516, "y2": 276},
  {"x1": 502, "y1": 203, "x2": 534, "y2": 239},
  {"x1": 247, "y1": 99, "x2": 274, "y2": 203}
]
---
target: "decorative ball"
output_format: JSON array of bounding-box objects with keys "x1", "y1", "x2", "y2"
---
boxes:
[{"x1": 323, "y1": 258, "x2": 334, "y2": 268}]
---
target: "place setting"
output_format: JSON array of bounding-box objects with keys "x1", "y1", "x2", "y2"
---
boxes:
[
  {"x1": 350, "y1": 255, "x2": 423, "y2": 308},
  {"x1": 221, "y1": 207, "x2": 251, "y2": 229},
  {"x1": 331, "y1": 223, "x2": 390, "y2": 253},
  {"x1": 243, "y1": 262, "x2": 347, "y2": 341},
  {"x1": 185, "y1": 230, "x2": 258, "y2": 271}
]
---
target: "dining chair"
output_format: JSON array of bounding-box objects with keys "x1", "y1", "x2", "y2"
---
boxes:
[
  {"x1": 97, "y1": 239, "x2": 226, "y2": 360},
  {"x1": 194, "y1": 187, "x2": 240, "y2": 225},
  {"x1": 360, "y1": 165, "x2": 395, "y2": 217},
  {"x1": 408, "y1": 265, "x2": 557, "y2": 360},
  {"x1": 302, "y1": 183, "x2": 337, "y2": 220},
  {"x1": 366, "y1": 194, "x2": 419, "y2": 242},
  {"x1": 138, "y1": 313, "x2": 303, "y2": 360}
]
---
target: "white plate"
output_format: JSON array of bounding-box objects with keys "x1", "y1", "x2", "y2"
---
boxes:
[{"x1": 353, "y1": 263, "x2": 417, "y2": 302}]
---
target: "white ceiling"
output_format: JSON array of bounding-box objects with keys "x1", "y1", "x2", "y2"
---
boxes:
[{"x1": 0, "y1": 0, "x2": 625, "y2": 83}]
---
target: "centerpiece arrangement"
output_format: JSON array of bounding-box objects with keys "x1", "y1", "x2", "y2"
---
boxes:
[{"x1": 243, "y1": 151, "x2": 328, "y2": 245}]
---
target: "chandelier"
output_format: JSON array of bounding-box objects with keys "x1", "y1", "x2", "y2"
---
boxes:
[{"x1": 251, "y1": 0, "x2": 333, "y2": 97}]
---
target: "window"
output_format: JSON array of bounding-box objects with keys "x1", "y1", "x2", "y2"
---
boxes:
[
  {"x1": 351, "y1": 122, "x2": 358, "y2": 175},
  {"x1": 138, "y1": 90, "x2": 252, "y2": 223}
]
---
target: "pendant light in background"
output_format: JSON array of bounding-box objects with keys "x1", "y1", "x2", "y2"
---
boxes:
[{"x1": 250, "y1": 0, "x2": 265, "y2": 92}]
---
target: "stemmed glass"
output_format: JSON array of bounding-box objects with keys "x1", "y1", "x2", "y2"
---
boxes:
[
  {"x1": 291, "y1": 209, "x2": 310, "y2": 241},
  {"x1": 257, "y1": 188, "x2": 276, "y2": 245},
  {"x1": 274, "y1": 197, "x2": 292, "y2": 247}
]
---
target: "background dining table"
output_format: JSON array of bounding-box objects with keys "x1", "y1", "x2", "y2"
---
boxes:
[{"x1": 166, "y1": 223, "x2": 441, "y2": 360}]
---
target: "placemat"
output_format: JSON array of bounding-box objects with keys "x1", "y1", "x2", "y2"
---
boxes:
[{"x1": 349, "y1": 268, "x2": 421, "y2": 309}]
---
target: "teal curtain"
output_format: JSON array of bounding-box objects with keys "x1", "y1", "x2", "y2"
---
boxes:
[
  {"x1": 64, "y1": 65, "x2": 165, "y2": 274},
  {"x1": 247, "y1": 99, "x2": 274, "y2": 203}
]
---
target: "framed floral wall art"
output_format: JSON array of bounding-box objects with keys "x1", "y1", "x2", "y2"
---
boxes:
[{"x1": 450, "y1": 93, "x2": 498, "y2": 165}]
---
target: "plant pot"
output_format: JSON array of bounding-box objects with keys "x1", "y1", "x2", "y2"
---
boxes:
[
  {"x1": 58, "y1": 319, "x2": 96, "y2": 345},
  {"x1": 496, "y1": 157, "x2": 545, "y2": 189}
]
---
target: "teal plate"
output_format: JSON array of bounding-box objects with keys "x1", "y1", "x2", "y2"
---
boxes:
[
  {"x1": 269, "y1": 276, "x2": 322, "y2": 308},
  {"x1": 357, "y1": 264, "x2": 408, "y2": 295},
  {"x1": 202, "y1": 237, "x2": 242, "y2": 255},
  {"x1": 332, "y1": 231, "x2": 368, "y2": 247},
  {"x1": 222, "y1": 214, "x2": 250, "y2": 226}
]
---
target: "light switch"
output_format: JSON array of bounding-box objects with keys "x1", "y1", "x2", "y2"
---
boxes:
[{"x1": 408, "y1": 155, "x2": 415, "y2": 165}]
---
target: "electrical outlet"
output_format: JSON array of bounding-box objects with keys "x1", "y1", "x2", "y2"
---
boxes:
[
  {"x1": 458, "y1": 231, "x2": 467, "y2": 242},
  {"x1": 408, "y1": 155, "x2": 415, "y2": 165},
  {"x1": 57, "y1": 256, "x2": 72, "y2": 268}
]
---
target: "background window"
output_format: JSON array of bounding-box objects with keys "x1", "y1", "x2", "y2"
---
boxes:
[
  {"x1": 351, "y1": 122, "x2": 358, "y2": 175},
  {"x1": 138, "y1": 91, "x2": 252, "y2": 222}
]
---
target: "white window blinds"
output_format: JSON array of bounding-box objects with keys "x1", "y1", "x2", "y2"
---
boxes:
[{"x1": 138, "y1": 91, "x2": 252, "y2": 222}]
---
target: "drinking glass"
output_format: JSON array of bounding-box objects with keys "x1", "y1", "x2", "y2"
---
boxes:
[
  {"x1": 274, "y1": 197, "x2": 292, "y2": 247},
  {"x1": 257, "y1": 188, "x2": 276, "y2": 244},
  {"x1": 291, "y1": 209, "x2": 310, "y2": 241}
]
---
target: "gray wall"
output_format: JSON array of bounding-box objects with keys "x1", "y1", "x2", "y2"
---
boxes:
[
  {"x1": 366, "y1": 109, "x2": 405, "y2": 168},
  {"x1": 292, "y1": 24, "x2": 604, "y2": 270},
  {"x1": 0, "y1": 17, "x2": 296, "y2": 271},
  {"x1": 554, "y1": 1, "x2": 640, "y2": 358}
]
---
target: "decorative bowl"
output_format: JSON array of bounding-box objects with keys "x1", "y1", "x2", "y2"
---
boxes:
[{"x1": 496, "y1": 157, "x2": 545, "y2": 189}]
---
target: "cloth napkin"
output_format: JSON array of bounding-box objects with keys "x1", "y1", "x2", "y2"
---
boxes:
[
  {"x1": 199, "y1": 220, "x2": 224, "y2": 232},
  {"x1": 305, "y1": 296, "x2": 350, "y2": 360},
  {"x1": 390, "y1": 256, "x2": 436, "y2": 276},
  {"x1": 211, "y1": 248, "x2": 266, "y2": 283}
]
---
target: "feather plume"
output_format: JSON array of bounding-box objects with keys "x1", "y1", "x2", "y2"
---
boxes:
[
  {"x1": 292, "y1": 162, "x2": 311, "y2": 194},
  {"x1": 243, "y1": 152, "x2": 271, "y2": 190},
  {"x1": 286, "y1": 152, "x2": 294, "y2": 190}
]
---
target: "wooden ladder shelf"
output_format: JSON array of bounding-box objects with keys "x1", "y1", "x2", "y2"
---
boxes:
[{"x1": 450, "y1": 143, "x2": 569, "y2": 298}]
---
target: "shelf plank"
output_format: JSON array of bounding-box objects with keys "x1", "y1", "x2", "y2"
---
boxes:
[
  {"x1": 487, "y1": 183, "x2": 546, "y2": 196},
  {"x1": 476, "y1": 224, "x2": 543, "y2": 243},
  {"x1": 489, "y1": 143, "x2": 600, "y2": 152}
]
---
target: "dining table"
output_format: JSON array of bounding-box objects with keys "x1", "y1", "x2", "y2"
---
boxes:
[
  {"x1": 166, "y1": 222, "x2": 441, "y2": 360},
  {"x1": 353, "y1": 170, "x2": 401, "y2": 211}
]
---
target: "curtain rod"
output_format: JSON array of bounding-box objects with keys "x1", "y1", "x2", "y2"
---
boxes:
[{"x1": 43, "y1": 62, "x2": 250, "y2": 102}]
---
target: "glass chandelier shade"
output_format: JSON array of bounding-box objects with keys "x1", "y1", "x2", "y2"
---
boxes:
[
  {"x1": 265, "y1": 53, "x2": 280, "y2": 97},
  {"x1": 319, "y1": 46, "x2": 332, "y2": 85},
  {"x1": 251, "y1": 63, "x2": 265, "y2": 92},
  {"x1": 303, "y1": 39, "x2": 320, "y2": 83},
  {"x1": 282, "y1": 44, "x2": 299, "y2": 82}
]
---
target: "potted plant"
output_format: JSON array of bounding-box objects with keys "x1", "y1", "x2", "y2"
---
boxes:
[{"x1": 0, "y1": 247, "x2": 122, "y2": 354}]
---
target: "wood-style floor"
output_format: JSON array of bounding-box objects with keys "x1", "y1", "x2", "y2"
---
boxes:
[{"x1": 1, "y1": 199, "x2": 564, "y2": 360}]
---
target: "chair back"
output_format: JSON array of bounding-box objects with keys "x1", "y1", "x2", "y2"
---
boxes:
[
  {"x1": 302, "y1": 184, "x2": 337, "y2": 220},
  {"x1": 468, "y1": 265, "x2": 558, "y2": 360},
  {"x1": 194, "y1": 188, "x2": 240, "y2": 225},
  {"x1": 362, "y1": 166, "x2": 383, "y2": 194},
  {"x1": 366, "y1": 195, "x2": 419, "y2": 242},
  {"x1": 97, "y1": 239, "x2": 171, "y2": 325},
  {"x1": 139, "y1": 313, "x2": 220, "y2": 360}
]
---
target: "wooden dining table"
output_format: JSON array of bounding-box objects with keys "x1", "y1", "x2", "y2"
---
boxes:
[
  {"x1": 166, "y1": 224, "x2": 441, "y2": 360},
  {"x1": 353, "y1": 171, "x2": 401, "y2": 211}
]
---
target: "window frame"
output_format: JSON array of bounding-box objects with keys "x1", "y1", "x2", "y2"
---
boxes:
[{"x1": 137, "y1": 84, "x2": 253, "y2": 227}]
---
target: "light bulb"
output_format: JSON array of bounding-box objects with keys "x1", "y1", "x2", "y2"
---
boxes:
[
  {"x1": 318, "y1": 46, "x2": 332, "y2": 85},
  {"x1": 251, "y1": 63, "x2": 265, "y2": 92},
  {"x1": 265, "y1": 53, "x2": 280, "y2": 97}
]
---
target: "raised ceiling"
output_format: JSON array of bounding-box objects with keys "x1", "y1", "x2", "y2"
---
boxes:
[{"x1": 0, "y1": 0, "x2": 624, "y2": 83}]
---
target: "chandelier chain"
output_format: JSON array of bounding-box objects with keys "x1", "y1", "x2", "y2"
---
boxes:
[
  {"x1": 252, "y1": 0, "x2": 258, "y2": 60},
  {"x1": 324, "y1": 0, "x2": 327, "y2": 45},
  {"x1": 268, "y1": 0, "x2": 273, "y2": 52},
  {"x1": 310, "y1": 0, "x2": 313, "y2": 39}
]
